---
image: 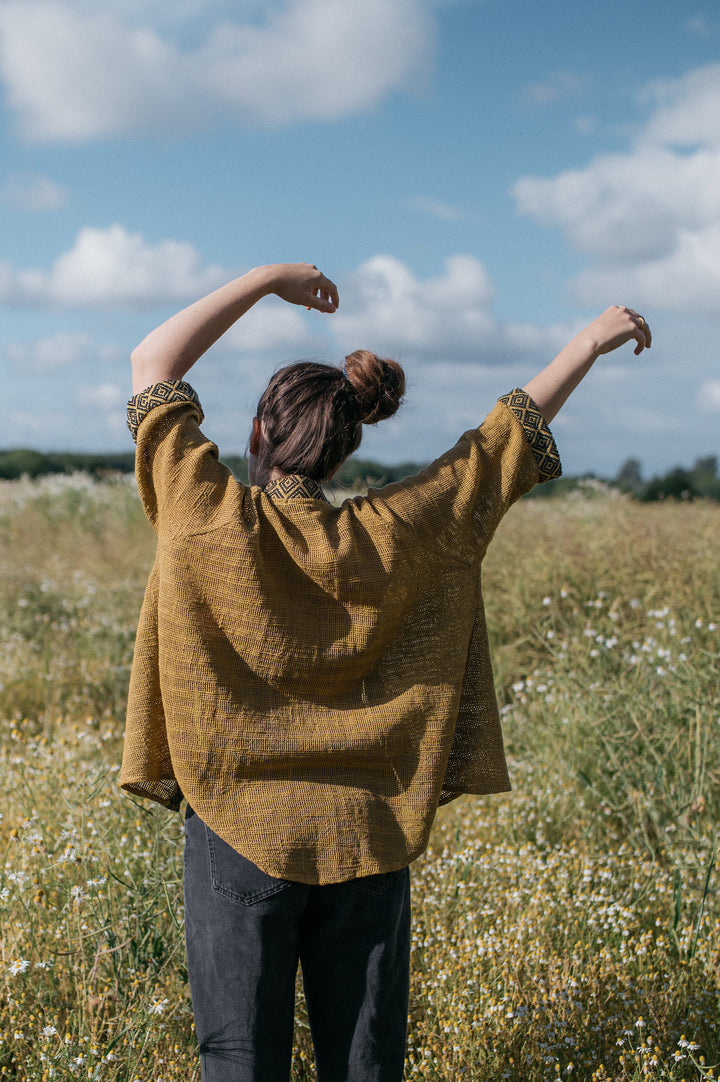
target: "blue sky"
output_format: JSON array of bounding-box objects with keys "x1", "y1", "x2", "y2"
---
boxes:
[{"x1": 1, "y1": 0, "x2": 719, "y2": 479}]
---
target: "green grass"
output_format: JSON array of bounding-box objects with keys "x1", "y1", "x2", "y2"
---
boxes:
[{"x1": 0, "y1": 475, "x2": 717, "y2": 1081}]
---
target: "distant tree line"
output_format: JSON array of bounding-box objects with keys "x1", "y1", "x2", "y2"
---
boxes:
[
  {"x1": 0, "y1": 449, "x2": 138, "y2": 479},
  {"x1": 534, "y1": 455, "x2": 720, "y2": 502},
  {"x1": 614, "y1": 454, "x2": 720, "y2": 501},
  {"x1": 0, "y1": 448, "x2": 423, "y2": 490},
  {"x1": 1, "y1": 447, "x2": 718, "y2": 501}
]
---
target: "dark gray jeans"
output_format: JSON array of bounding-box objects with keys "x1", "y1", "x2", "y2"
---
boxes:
[{"x1": 183, "y1": 806, "x2": 411, "y2": 1082}]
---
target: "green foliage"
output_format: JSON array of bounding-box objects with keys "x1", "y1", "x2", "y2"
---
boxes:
[
  {"x1": 0, "y1": 450, "x2": 58, "y2": 479},
  {"x1": 0, "y1": 450, "x2": 137, "y2": 480},
  {"x1": 616, "y1": 454, "x2": 720, "y2": 502}
]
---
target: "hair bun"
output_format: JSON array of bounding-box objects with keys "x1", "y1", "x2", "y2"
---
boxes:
[{"x1": 343, "y1": 350, "x2": 405, "y2": 425}]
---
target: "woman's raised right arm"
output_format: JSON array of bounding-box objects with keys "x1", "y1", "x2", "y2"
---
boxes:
[{"x1": 131, "y1": 263, "x2": 339, "y2": 394}]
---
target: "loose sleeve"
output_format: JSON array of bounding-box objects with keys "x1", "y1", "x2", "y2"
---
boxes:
[
  {"x1": 127, "y1": 380, "x2": 245, "y2": 537},
  {"x1": 360, "y1": 389, "x2": 561, "y2": 562},
  {"x1": 120, "y1": 560, "x2": 182, "y2": 810}
]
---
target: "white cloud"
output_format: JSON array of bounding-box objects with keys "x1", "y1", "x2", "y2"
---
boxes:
[
  {"x1": 0, "y1": 224, "x2": 229, "y2": 307},
  {"x1": 515, "y1": 146, "x2": 720, "y2": 262},
  {"x1": 334, "y1": 254, "x2": 493, "y2": 356},
  {"x1": 640, "y1": 64, "x2": 720, "y2": 149},
  {"x1": 331, "y1": 254, "x2": 570, "y2": 363},
  {"x1": 513, "y1": 63, "x2": 720, "y2": 314},
  {"x1": 0, "y1": 0, "x2": 434, "y2": 142},
  {"x1": 1, "y1": 172, "x2": 68, "y2": 211},
  {"x1": 4, "y1": 250, "x2": 713, "y2": 472},
  {"x1": 223, "y1": 299, "x2": 323, "y2": 355},
  {"x1": 58, "y1": 0, "x2": 255, "y2": 23},
  {"x1": 177, "y1": 254, "x2": 562, "y2": 375},
  {"x1": 572, "y1": 222, "x2": 720, "y2": 311}
]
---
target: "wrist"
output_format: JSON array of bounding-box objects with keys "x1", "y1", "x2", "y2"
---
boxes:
[
  {"x1": 242, "y1": 264, "x2": 282, "y2": 299},
  {"x1": 572, "y1": 330, "x2": 601, "y2": 364}
]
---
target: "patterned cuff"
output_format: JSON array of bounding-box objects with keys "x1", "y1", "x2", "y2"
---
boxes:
[
  {"x1": 127, "y1": 380, "x2": 204, "y2": 443},
  {"x1": 498, "y1": 388, "x2": 562, "y2": 483}
]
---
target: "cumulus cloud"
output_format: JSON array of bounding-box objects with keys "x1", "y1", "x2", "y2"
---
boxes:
[
  {"x1": 331, "y1": 254, "x2": 570, "y2": 363},
  {"x1": 0, "y1": 0, "x2": 434, "y2": 142},
  {"x1": 60, "y1": 0, "x2": 249, "y2": 24},
  {"x1": 515, "y1": 146, "x2": 720, "y2": 263},
  {"x1": 0, "y1": 224, "x2": 229, "y2": 307},
  {"x1": 0, "y1": 241, "x2": 585, "y2": 390},
  {"x1": 571, "y1": 222, "x2": 720, "y2": 310},
  {"x1": 7, "y1": 248, "x2": 705, "y2": 466},
  {"x1": 640, "y1": 64, "x2": 720, "y2": 148},
  {"x1": 513, "y1": 63, "x2": 720, "y2": 313},
  {"x1": 223, "y1": 300, "x2": 324, "y2": 355},
  {"x1": 0, "y1": 224, "x2": 331, "y2": 355}
]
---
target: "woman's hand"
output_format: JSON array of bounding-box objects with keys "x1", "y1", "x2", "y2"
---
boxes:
[
  {"x1": 522, "y1": 305, "x2": 651, "y2": 423},
  {"x1": 583, "y1": 305, "x2": 652, "y2": 357},
  {"x1": 270, "y1": 263, "x2": 339, "y2": 313}
]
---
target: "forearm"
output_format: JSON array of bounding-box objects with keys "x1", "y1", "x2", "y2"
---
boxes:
[
  {"x1": 131, "y1": 266, "x2": 278, "y2": 394},
  {"x1": 522, "y1": 305, "x2": 651, "y2": 423},
  {"x1": 522, "y1": 330, "x2": 600, "y2": 423}
]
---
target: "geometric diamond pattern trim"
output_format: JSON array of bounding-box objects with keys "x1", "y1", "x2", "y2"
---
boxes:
[
  {"x1": 127, "y1": 380, "x2": 203, "y2": 442},
  {"x1": 498, "y1": 388, "x2": 562, "y2": 483},
  {"x1": 265, "y1": 474, "x2": 329, "y2": 502}
]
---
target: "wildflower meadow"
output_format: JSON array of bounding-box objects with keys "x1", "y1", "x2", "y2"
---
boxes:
[{"x1": 0, "y1": 474, "x2": 718, "y2": 1081}]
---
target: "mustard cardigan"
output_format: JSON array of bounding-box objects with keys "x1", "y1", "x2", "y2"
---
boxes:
[{"x1": 121, "y1": 382, "x2": 560, "y2": 884}]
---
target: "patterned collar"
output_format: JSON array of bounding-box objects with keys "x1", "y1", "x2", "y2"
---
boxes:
[{"x1": 264, "y1": 474, "x2": 329, "y2": 502}]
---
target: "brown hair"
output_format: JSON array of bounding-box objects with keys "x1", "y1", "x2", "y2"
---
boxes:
[{"x1": 256, "y1": 350, "x2": 405, "y2": 481}]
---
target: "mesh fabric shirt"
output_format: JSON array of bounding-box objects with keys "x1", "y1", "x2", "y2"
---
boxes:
[{"x1": 121, "y1": 382, "x2": 561, "y2": 884}]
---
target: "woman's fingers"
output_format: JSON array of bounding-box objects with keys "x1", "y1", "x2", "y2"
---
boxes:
[
  {"x1": 307, "y1": 273, "x2": 339, "y2": 312},
  {"x1": 612, "y1": 305, "x2": 652, "y2": 355},
  {"x1": 316, "y1": 273, "x2": 339, "y2": 310},
  {"x1": 622, "y1": 307, "x2": 652, "y2": 354},
  {"x1": 297, "y1": 268, "x2": 339, "y2": 312}
]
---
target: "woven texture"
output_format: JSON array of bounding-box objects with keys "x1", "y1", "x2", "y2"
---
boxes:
[{"x1": 121, "y1": 383, "x2": 561, "y2": 884}]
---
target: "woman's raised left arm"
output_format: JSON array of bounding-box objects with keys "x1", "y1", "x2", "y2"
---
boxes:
[{"x1": 522, "y1": 305, "x2": 651, "y2": 423}]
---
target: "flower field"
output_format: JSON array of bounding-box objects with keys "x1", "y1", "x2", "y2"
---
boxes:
[{"x1": 1, "y1": 475, "x2": 718, "y2": 1081}]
